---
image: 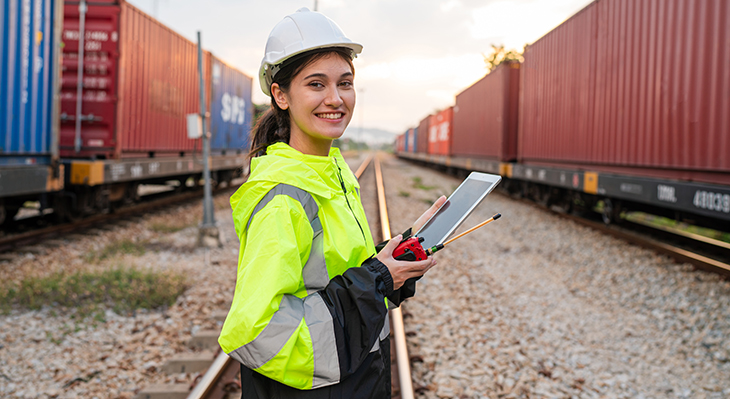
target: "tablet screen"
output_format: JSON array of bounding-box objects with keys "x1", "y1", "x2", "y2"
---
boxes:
[{"x1": 416, "y1": 173, "x2": 501, "y2": 250}]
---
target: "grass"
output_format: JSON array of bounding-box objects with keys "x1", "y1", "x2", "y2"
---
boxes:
[
  {"x1": 625, "y1": 211, "x2": 730, "y2": 243},
  {"x1": 84, "y1": 238, "x2": 147, "y2": 263},
  {"x1": 0, "y1": 266, "x2": 187, "y2": 316},
  {"x1": 149, "y1": 220, "x2": 196, "y2": 234},
  {"x1": 411, "y1": 176, "x2": 437, "y2": 191},
  {"x1": 398, "y1": 191, "x2": 411, "y2": 198}
]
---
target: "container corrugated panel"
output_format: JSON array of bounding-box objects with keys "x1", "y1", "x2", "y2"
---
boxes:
[
  {"x1": 1, "y1": 0, "x2": 61, "y2": 164},
  {"x1": 427, "y1": 107, "x2": 453, "y2": 156},
  {"x1": 417, "y1": 116, "x2": 430, "y2": 154},
  {"x1": 519, "y1": 0, "x2": 730, "y2": 185},
  {"x1": 209, "y1": 55, "x2": 252, "y2": 152},
  {"x1": 403, "y1": 129, "x2": 410, "y2": 152},
  {"x1": 452, "y1": 61, "x2": 520, "y2": 161},
  {"x1": 60, "y1": 0, "x2": 211, "y2": 158}
]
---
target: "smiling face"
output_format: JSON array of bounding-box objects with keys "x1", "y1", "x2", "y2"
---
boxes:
[{"x1": 271, "y1": 53, "x2": 356, "y2": 156}]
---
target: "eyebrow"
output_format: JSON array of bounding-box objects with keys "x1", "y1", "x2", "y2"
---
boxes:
[{"x1": 303, "y1": 72, "x2": 354, "y2": 80}]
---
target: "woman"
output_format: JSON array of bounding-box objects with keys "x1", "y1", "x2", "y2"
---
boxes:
[{"x1": 219, "y1": 8, "x2": 445, "y2": 399}]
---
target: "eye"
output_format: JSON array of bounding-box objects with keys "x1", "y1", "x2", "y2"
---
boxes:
[
  {"x1": 308, "y1": 81, "x2": 324, "y2": 88},
  {"x1": 339, "y1": 80, "x2": 353, "y2": 88}
]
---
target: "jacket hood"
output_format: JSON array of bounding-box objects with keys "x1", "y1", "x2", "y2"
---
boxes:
[{"x1": 230, "y1": 142, "x2": 359, "y2": 236}]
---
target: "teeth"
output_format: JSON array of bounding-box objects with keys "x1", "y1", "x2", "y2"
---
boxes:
[{"x1": 318, "y1": 113, "x2": 342, "y2": 119}]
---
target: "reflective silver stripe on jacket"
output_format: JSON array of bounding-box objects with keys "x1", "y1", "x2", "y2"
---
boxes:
[
  {"x1": 370, "y1": 317, "x2": 391, "y2": 353},
  {"x1": 246, "y1": 184, "x2": 329, "y2": 294},
  {"x1": 237, "y1": 184, "x2": 340, "y2": 386}
]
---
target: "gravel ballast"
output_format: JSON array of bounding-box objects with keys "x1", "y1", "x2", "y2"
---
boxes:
[
  {"x1": 2, "y1": 154, "x2": 729, "y2": 399},
  {"x1": 378, "y1": 155, "x2": 730, "y2": 399},
  {"x1": 0, "y1": 192, "x2": 239, "y2": 398}
]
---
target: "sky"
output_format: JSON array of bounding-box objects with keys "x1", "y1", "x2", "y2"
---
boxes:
[{"x1": 127, "y1": 0, "x2": 593, "y2": 139}]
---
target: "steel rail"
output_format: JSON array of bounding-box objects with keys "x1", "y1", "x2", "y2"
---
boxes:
[
  {"x1": 184, "y1": 153, "x2": 376, "y2": 399},
  {"x1": 354, "y1": 153, "x2": 374, "y2": 179},
  {"x1": 0, "y1": 185, "x2": 236, "y2": 254},
  {"x1": 500, "y1": 193, "x2": 730, "y2": 277},
  {"x1": 185, "y1": 351, "x2": 239, "y2": 399},
  {"x1": 374, "y1": 154, "x2": 415, "y2": 399}
]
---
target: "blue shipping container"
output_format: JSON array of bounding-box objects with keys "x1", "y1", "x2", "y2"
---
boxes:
[
  {"x1": 408, "y1": 127, "x2": 418, "y2": 153},
  {"x1": 0, "y1": 0, "x2": 60, "y2": 164},
  {"x1": 209, "y1": 55, "x2": 253, "y2": 152}
]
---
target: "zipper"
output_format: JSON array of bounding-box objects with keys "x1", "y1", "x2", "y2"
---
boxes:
[{"x1": 334, "y1": 158, "x2": 366, "y2": 241}]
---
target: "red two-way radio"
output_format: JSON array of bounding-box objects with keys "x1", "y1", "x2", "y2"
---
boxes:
[
  {"x1": 393, "y1": 236, "x2": 428, "y2": 261},
  {"x1": 391, "y1": 213, "x2": 502, "y2": 262}
]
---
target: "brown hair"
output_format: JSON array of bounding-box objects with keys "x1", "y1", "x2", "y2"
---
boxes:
[{"x1": 248, "y1": 47, "x2": 355, "y2": 165}]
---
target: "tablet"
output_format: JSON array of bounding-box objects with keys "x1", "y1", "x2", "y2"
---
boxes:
[{"x1": 415, "y1": 172, "x2": 501, "y2": 250}]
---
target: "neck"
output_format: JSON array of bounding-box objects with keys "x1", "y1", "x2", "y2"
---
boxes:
[{"x1": 289, "y1": 133, "x2": 333, "y2": 157}]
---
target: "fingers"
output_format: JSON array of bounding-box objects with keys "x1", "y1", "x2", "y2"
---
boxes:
[
  {"x1": 401, "y1": 256, "x2": 436, "y2": 276},
  {"x1": 380, "y1": 234, "x2": 402, "y2": 257},
  {"x1": 413, "y1": 195, "x2": 448, "y2": 232}
]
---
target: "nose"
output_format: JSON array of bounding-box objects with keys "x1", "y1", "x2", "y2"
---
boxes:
[{"x1": 324, "y1": 86, "x2": 344, "y2": 108}]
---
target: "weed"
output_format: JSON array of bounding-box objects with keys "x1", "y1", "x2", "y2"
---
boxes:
[
  {"x1": 85, "y1": 239, "x2": 147, "y2": 263},
  {"x1": 412, "y1": 176, "x2": 437, "y2": 191},
  {"x1": 0, "y1": 266, "x2": 187, "y2": 315},
  {"x1": 149, "y1": 219, "x2": 196, "y2": 234},
  {"x1": 398, "y1": 191, "x2": 411, "y2": 198}
]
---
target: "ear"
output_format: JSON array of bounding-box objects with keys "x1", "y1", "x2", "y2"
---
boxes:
[{"x1": 271, "y1": 83, "x2": 289, "y2": 110}]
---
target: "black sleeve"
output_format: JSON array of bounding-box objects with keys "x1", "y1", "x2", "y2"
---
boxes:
[
  {"x1": 374, "y1": 227, "x2": 419, "y2": 307},
  {"x1": 318, "y1": 257, "x2": 393, "y2": 378}
]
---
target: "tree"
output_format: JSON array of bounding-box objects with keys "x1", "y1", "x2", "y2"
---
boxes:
[{"x1": 482, "y1": 44, "x2": 524, "y2": 73}]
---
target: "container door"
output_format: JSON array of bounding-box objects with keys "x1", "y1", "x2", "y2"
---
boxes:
[
  {"x1": 1, "y1": 0, "x2": 59, "y2": 163},
  {"x1": 59, "y1": 2, "x2": 120, "y2": 158}
]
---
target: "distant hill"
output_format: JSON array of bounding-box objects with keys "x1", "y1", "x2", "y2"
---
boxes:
[{"x1": 342, "y1": 127, "x2": 397, "y2": 146}]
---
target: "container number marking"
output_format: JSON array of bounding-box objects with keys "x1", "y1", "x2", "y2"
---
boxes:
[
  {"x1": 693, "y1": 190, "x2": 730, "y2": 213},
  {"x1": 656, "y1": 185, "x2": 677, "y2": 203}
]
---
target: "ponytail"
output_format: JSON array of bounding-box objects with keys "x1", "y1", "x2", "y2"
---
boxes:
[
  {"x1": 249, "y1": 102, "x2": 290, "y2": 160},
  {"x1": 247, "y1": 47, "x2": 355, "y2": 169}
]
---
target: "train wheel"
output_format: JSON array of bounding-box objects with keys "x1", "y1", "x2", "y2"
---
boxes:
[
  {"x1": 124, "y1": 182, "x2": 140, "y2": 204},
  {"x1": 0, "y1": 202, "x2": 20, "y2": 226},
  {"x1": 553, "y1": 190, "x2": 573, "y2": 214},
  {"x1": 601, "y1": 199, "x2": 623, "y2": 225}
]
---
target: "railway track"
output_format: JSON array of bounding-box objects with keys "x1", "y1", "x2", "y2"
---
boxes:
[
  {"x1": 142, "y1": 155, "x2": 727, "y2": 399},
  {"x1": 499, "y1": 193, "x2": 730, "y2": 278},
  {"x1": 148, "y1": 152, "x2": 415, "y2": 399},
  {"x1": 0, "y1": 183, "x2": 240, "y2": 256}
]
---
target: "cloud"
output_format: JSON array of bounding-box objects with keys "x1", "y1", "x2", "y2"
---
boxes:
[
  {"x1": 358, "y1": 54, "x2": 485, "y2": 85},
  {"x1": 469, "y1": 0, "x2": 589, "y2": 49},
  {"x1": 124, "y1": 0, "x2": 593, "y2": 133}
]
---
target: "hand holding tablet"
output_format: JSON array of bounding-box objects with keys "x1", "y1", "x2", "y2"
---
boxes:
[{"x1": 393, "y1": 172, "x2": 502, "y2": 261}]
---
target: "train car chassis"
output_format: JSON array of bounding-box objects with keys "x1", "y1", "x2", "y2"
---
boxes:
[
  {"x1": 397, "y1": 152, "x2": 730, "y2": 230},
  {"x1": 56, "y1": 153, "x2": 245, "y2": 219}
]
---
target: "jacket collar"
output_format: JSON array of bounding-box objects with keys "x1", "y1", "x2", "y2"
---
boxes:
[{"x1": 244, "y1": 142, "x2": 350, "y2": 200}]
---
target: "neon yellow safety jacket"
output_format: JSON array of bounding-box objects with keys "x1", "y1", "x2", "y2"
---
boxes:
[{"x1": 219, "y1": 143, "x2": 399, "y2": 397}]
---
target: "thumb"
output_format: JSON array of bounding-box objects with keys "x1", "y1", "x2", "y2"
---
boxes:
[{"x1": 381, "y1": 234, "x2": 403, "y2": 257}]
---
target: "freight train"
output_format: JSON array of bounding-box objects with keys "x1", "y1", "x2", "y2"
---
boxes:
[
  {"x1": 1, "y1": 0, "x2": 252, "y2": 224},
  {"x1": 395, "y1": 0, "x2": 730, "y2": 229}
]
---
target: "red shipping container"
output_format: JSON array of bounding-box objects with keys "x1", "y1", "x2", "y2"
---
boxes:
[
  {"x1": 452, "y1": 61, "x2": 520, "y2": 161},
  {"x1": 417, "y1": 115, "x2": 430, "y2": 155},
  {"x1": 427, "y1": 107, "x2": 453, "y2": 156},
  {"x1": 519, "y1": 0, "x2": 730, "y2": 185},
  {"x1": 395, "y1": 133, "x2": 405, "y2": 153},
  {"x1": 60, "y1": 0, "x2": 211, "y2": 158}
]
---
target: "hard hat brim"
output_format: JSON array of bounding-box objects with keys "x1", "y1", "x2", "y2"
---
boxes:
[{"x1": 259, "y1": 42, "x2": 362, "y2": 97}]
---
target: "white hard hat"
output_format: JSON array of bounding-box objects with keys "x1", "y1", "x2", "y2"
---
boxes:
[{"x1": 259, "y1": 7, "x2": 363, "y2": 96}]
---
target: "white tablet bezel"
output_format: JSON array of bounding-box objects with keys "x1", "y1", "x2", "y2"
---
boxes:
[{"x1": 415, "y1": 172, "x2": 502, "y2": 247}]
